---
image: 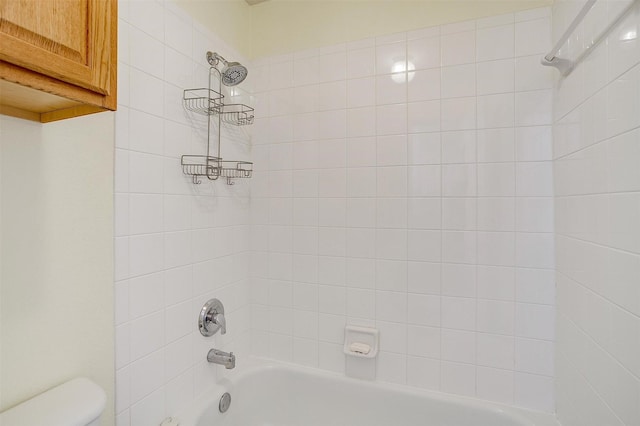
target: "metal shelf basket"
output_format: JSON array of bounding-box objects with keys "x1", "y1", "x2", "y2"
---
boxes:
[
  {"x1": 181, "y1": 155, "x2": 221, "y2": 184},
  {"x1": 219, "y1": 161, "x2": 253, "y2": 184},
  {"x1": 215, "y1": 103, "x2": 255, "y2": 126},
  {"x1": 183, "y1": 88, "x2": 224, "y2": 115}
]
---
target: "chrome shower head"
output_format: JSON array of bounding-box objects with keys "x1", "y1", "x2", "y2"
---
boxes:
[
  {"x1": 207, "y1": 51, "x2": 248, "y2": 86},
  {"x1": 220, "y1": 61, "x2": 248, "y2": 86}
]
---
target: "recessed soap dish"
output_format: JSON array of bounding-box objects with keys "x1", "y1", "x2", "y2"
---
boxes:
[{"x1": 343, "y1": 326, "x2": 379, "y2": 359}]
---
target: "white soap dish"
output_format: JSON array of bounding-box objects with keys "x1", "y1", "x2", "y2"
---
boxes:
[{"x1": 343, "y1": 326, "x2": 379, "y2": 359}]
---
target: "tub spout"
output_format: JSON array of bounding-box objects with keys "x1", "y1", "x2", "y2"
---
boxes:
[{"x1": 207, "y1": 348, "x2": 235, "y2": 369}]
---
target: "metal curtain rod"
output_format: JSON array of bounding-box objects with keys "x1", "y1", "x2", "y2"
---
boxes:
[{"x1": 541, "y1": 0, "x2": 637, "y2": 76}]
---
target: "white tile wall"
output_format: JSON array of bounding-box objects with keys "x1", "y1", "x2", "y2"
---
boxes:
[
  {"x1": 553, "y1": 1, "x2": 640, "y2": 425},
  {"x1": 115, "y1": 1, "x2": 252, "y2": 425},
  {"x1": 250, "y1": 7, "x2": 555, "y2": 412},
  {"x1": 113, "y1": 2, "x2": 640, "y2": 421}
]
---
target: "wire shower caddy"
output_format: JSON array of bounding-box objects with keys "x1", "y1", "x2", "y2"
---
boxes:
[{"x1": 181, "y1": 57, "x2": 254, "y2": 185}]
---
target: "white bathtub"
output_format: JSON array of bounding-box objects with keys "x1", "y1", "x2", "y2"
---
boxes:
[{"x1": 178, "y1": 358, "x2": 559, "y2": 426}]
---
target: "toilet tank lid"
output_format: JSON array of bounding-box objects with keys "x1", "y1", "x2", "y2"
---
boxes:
[{"x1": 0, "y1": 377, "x2": 106, "y2": 426}]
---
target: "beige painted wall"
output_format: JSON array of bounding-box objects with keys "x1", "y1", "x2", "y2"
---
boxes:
[
  {"x1": 250, "y1": 0, "x2": 554, "y2": 58},
  {"x1": 174, "y1": 0, "x2": 253, "y2": 56},
  {"x1": 0, "y1": 113, "x2": 114, "y2": 425},
  {"x1": 176, "y1": 0, "x2": 553, "y2": 59}
]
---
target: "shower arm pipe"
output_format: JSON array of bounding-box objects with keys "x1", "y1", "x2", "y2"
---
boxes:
[
  {"x1": 542, "y1": 0, "x2": 637, "y2": 76},
  {"x1": 207, "y1": 51, "x2": 226, "y2": 68}
]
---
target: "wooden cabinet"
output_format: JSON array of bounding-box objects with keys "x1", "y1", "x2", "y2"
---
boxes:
[{"x1": 0, "y1": 0, "x2": 117, "y2": 122}]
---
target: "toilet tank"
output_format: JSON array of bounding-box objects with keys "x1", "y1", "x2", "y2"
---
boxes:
[{"x1": 0, "y1": 377, "x2": 106, "y2": 426}]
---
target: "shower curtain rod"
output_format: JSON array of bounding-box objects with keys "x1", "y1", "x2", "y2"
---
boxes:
[{"x1": 541, "y1": 0, "x2": 637, "y2": 76}]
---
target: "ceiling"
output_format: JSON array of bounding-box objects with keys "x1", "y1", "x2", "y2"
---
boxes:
[{"x1": 245, "y1": 0, "x2": 269, "y2": 5}]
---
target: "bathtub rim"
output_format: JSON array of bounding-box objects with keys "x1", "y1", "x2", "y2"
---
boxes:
[{"x1": 176, "y1": 356, "x2": 559, "y2": 426}]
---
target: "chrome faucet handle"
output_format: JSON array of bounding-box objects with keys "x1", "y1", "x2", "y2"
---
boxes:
[
  {"x1": 213, "y1": 312, "x2": 226, "y2": 335},
  {"x1": 199, "y1": 298, "x2": 227, "y2": 336}
]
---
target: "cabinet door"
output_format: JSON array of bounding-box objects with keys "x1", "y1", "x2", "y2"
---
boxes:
[{"x1": 0, "y1": 0, "x2": 112, "y2": 95}]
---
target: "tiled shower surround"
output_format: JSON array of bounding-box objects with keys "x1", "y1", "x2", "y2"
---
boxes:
[
  {"x1": 250, "y1": 8, "x2": 556, "y2": 412},
  {"x1": 553, "y1": 1, "x2": 640, "y2": 425},
  {"x1": 113, "y1": 2, "x2": 562, "y2": 424},
  {"x1": 114, "y1": 2, "x2": 252, "y2": 425}
]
